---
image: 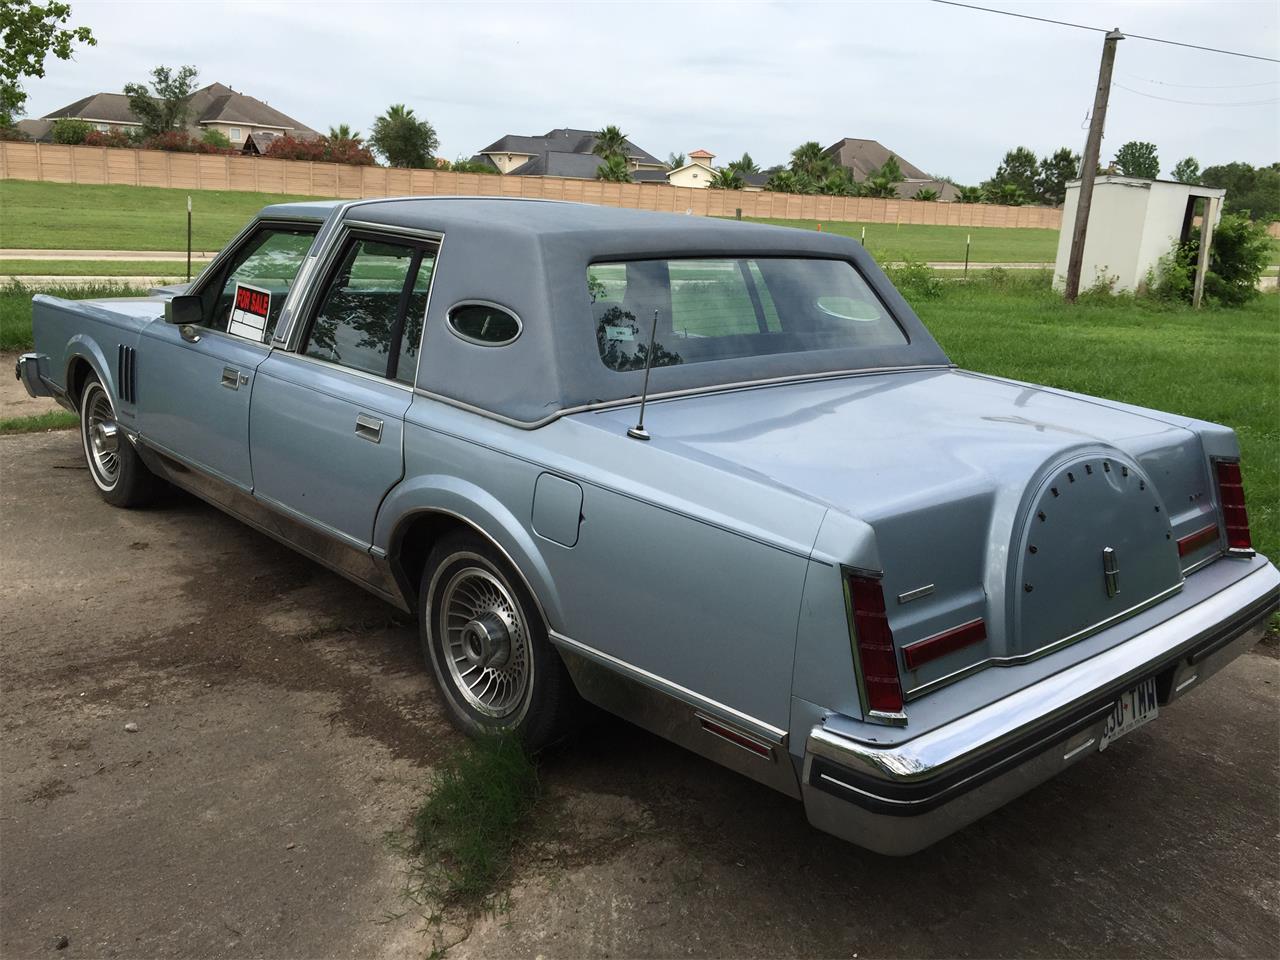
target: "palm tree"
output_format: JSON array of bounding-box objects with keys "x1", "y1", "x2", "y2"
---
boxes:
[
  {"x1": 863, "y1": 176, "x2": 899, "y2": 199},
  {"x1": 912, "y1": 187, "x2": 940, "y2": 202},
  {"x1": 728, "y1": 152, "x2": 759, "y2": 174},
  {"x1": 667, "y1": 151, "x2": 686, "y2": 169},
  {"x1": 989, "y1": 183, "x2": 1027, "y2": 206},
  {"x1": 789, "y1": 141, "x2": 833, "y2": 181},
  {"x1": 820, "y1": 167, "x2": 860, "y2": 196},
  {"x1": 592, "y1": 125, "x2": 629, "y2": 162},
  {"x1": 708, "y1": 168, "x2": 744, "y2": 190},
  {"x1": 596, "y1": 154, "x2": 633, "y2": 183},
  {"x1": 955, "y1": 185, "x2": 984, "y2": 204},
  {"x1": 328, "y1": 123, "x2": 362, "y2": 144}
]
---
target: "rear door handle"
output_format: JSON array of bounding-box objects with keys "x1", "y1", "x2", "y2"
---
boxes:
[
  {"x1": 221, "y1": 366, "x2": 240, "y2": 390},
  {"x1": 355, "y1": 413, "x2": 383, "y2": 443}
]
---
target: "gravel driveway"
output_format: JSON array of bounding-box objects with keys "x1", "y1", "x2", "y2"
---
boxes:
[{"x1": 2, "y1": 430, "x2": 1277, "y2": 959}]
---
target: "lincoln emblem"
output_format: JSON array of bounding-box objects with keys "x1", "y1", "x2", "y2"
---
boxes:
[{"x1": 1103, "y1": 546, "x2": 1120, "y2": 598}]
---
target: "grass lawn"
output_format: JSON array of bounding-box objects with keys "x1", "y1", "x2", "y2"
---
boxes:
[
  {"x1": 0, "y1": 179, "x2": 323, "y2": 251},
  {"x1": 0, "y1": 410, "x2": 78, "y2": 434},
  {"x1": 742, "y1": 218, "x2": 1062, "y2": 263},
  {"x1": 0, "y1": 259, "x2": 206, "y2": 277},
  {"x1": 914, "y1": 273, "x2": 1279, "y2": 563}
]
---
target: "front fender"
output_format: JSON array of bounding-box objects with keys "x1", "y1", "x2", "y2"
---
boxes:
[{"x1": 375, "y1": 472, "x2": 565, "y2": 631}]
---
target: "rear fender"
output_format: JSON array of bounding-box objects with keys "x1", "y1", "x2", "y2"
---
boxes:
[
  {"x1": 63, "y1": 334, "x2": 116, "y2": 405},
  {"x1": 375, "y1": 474, "x2": 564, "y2": 630}
]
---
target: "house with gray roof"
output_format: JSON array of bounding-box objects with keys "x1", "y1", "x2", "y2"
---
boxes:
[
  {"x1": 17, "y1": 82, "x2": 319, "y2": 151},
  {"x1": 474, "y1": 127, "x2": 665, "y2": 179},
  {"x1": 823, "y1": 137, "x2": 959, "y2": 201}
]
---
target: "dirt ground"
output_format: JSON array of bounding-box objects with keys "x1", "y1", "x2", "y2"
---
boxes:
[
  {"x1": 2, "y1": 430, "x2": 1278, "y2": 960},
  {"x1": 1, "y1": 352, "x2": 60, "y2": 419}
]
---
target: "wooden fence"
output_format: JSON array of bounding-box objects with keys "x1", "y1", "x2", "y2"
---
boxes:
[{"x1": 0, "y1": 141, "x2": 1065, "y2": 230}]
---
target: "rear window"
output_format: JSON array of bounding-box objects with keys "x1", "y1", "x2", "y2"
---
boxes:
[{"x1": 588, "y1": 258, "x2": 905, "y2": 372}]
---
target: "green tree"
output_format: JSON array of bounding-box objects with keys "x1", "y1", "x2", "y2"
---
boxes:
[
  {"x1": 789, "y1": 140, "x2": 833, "y2": 181},
  {"x1": 595, "y1": 153, "x2": 632, "y2": 182},
  {"x1": 200, "y1": 128, "x2": 231, "y2": 149},
  {"x1": 1201, "y1": 161, "x2": 1280, "y2": 221},
  {"x1": 1112, "y1": 140, "x2": 1160, "y2": 179},
  {"x1": 1035, "y1": 147, "x2": 1080, "y2": 206},
  {"x1": 987, "y1": 146, "x2": 1039, "y2": 199},
  {"x1": 49, "y1": 116, "x2": 90, "y2": 143},
  {"x1": 912, "y1": 187, "x2": 940, "y2": 202},
  {"x1": 708, "y1": 167, "x2": 743, "y2": 190},
  {"x1": 988, "y1": 182, "x2": 1027, "y2": 206},
  {"x1": 667, "y1": 151, "x2": 685, "y2": 169},
  {"x1": 862, "y1": 175, "x2": 899, "y2": 199},
  {"x1": 727, "y1": 151, "x2": 759, "y2": 174},
  {"x1": 954, "y1": 185, "x2": 985, "y2": 203},
  {"x1": 1171, "y1": 156, "x2": 1201, "y2": 185},
  {"x1": 124, "y1": 65, "x2": 198, "y2": 138},
  {"x1": 592, "y1": 125, "x2": 628, "y2": 162},
  {"x1": 328, "y1": 123, "x2": 362, "y2": 144},
  {"x1": 819, "y1": 166, "x2": 861, "y2": 196},
  {"x1": 369, "y1": 103, "x2": 438, "y2": 168},
  {"x1": 0, "y1": 1, "x2": 95, "y2": 126}
]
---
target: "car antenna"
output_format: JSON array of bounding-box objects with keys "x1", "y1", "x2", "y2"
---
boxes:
[{"x1": 627, "y1": 308, "x2": 660, "y2": 442}]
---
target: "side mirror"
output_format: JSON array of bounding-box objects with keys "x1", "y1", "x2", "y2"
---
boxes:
[{"x1": 164, "y1": 294, "x2": 203, "y2": 326}]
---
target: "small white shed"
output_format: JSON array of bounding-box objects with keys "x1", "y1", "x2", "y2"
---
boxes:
[{"x1": 1052, "y1": 176, "x2": 1226, "y2": 294}]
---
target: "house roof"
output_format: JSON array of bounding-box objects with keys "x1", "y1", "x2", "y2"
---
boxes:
[
  {"x1": 823, "y1": 138, "x2": 932, "y2": 182},
  {"x1": 478, "y1": 127, "x2": 663, "y2": 176},
  {"x1": 688, "y1": 149, "x2": 715, "y2": 159},
  {"x1": 24, "y1": 82, "x2": 318, "y2": 141}
]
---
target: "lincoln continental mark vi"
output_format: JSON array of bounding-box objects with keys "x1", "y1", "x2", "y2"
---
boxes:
[{"x1": 17, "y1": 198, "x2": 1279, "y2": 854}]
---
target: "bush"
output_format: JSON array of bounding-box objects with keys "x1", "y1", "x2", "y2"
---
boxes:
[
  {"x1": 83, "y1": 128, "x2": 136, "y2": 148},
  {"x1": 0, "y1": 125, "x2": 32, "y2": 142},
  {"x1": 1152, "y1": 213, "x2": 1270, "y2": 307},
  {"x1": 141, "y1": 130, "x2": 235, "y2": 155},
  {"x1": 883, "y1": 259, "x2": 946, "y2": 300},
  {"x1": 445, "y1": 158, "x2": 498, "y2": 175},
  {"x1": 263, "y1": 134, "x2": 375, "y2": 166},
  {"x1": 201, "y1": 128, "x2": 232, "y2": 149},
  {"x1": 50, "y1": 117, "x2": 93, "y2": 145}
]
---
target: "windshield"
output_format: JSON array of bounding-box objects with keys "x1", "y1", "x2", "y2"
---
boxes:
[{"x1": 588, "y1": 258, "x2": 906, "y2": 372}]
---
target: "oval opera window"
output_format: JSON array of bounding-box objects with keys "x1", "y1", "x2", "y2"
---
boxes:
[{"x1": 447, "y1": 302, "x2": 521, "y2": 346}]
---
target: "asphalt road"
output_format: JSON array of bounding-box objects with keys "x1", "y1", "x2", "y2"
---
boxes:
[{"x1": 2, "y1": 430, "x2": 1278, "y2": 959}]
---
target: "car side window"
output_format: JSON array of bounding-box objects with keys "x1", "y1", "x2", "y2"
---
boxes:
[
  {"x1": 204, "y1": 225, "x2": 317, "y2": 340},
  {"x1": 302, "y1": 236, "x2": 436, "y2": 382}
]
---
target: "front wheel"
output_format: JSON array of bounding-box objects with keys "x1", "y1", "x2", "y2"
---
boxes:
[
  {"x1": 79, "y1": 375, "x2": 160, "y2": 507},
  {"x1": 420, "y1": 531, "x2": 578, "y2": 750}
]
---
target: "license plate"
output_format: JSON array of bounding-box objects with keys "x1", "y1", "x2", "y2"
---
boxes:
[{"x1": 1099, "y1": 677, "x2": 1159, "y2": 751}]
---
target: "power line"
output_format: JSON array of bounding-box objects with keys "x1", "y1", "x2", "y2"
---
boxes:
[
  {"x1": 1119, "y1": 72, "x2": 1280, "y2": 90},
  {"x1": 1112, "y1": 81, "x2": 1280, "y2": 107},
  {"x1": 928, "y1": 0, "x2": 1280, "y2": 63}
]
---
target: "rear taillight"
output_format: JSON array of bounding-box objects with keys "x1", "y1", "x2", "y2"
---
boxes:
[
  {"x1": 846, "y1": 573, "x2": 904, "y2": 716},
  {"x1": 1214, "y1": 460, "x2": 1253, "y2": 552}
]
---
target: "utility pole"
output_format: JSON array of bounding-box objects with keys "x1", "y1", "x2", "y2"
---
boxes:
[{"x1": 1064, "y1": 28, "x2": 1124, "y2": 303}]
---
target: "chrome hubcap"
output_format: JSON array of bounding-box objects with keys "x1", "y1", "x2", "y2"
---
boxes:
[
  {"x1": 85, "y1": 388, "x2": 120, "y2": 485},
  {"x1": 441, "y1": 566, "x2": 530, "y2": 718}
]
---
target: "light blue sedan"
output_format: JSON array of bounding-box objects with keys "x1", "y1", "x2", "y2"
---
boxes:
[{"x1": 18, "y1": 198, "x2": 1278, "y2": 854}]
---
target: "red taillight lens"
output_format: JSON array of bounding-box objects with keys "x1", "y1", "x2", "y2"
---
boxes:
[
  {"x1": 847, "y1": 574, "x2": 904, "y2": 715},
  {"x1": 1215, "y1": 460, "x2": 1253, "y2": 551},
  {"x1": 902, "y1": 618, "x2": 987, "y2": 672}
]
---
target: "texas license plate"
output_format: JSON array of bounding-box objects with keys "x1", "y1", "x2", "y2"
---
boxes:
[{"x1": 1099, "y1": 677, "x2": 1159, "y2": 751}]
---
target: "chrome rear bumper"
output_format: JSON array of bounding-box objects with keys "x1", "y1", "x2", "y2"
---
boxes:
[{"x1": 802, "y1": 559, "x2": 1280, "y2": 855}]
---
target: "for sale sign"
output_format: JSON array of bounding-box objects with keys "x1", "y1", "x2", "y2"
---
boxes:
[{"x1": 228, "y1": 283, "x2": 272, "y2": 341}]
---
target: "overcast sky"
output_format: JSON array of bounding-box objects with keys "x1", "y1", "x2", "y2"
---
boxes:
[{"x1": 23, "y1": 0, "x2": 1280, "y2": 183}]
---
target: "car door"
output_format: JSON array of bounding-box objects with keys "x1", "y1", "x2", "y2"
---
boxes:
[
  {"x1": 249, "y1": 230, "x2": 437, "y2": 548},
  {"x1": 139, "y1": 222, "x2": 318, "y2": 488}
]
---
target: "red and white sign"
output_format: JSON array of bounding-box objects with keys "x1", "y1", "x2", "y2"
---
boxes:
[{"x1": 228, "y1": 283, "x2": 272, "y2": 341}]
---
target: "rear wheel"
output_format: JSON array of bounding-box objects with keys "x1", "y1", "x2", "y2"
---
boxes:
[
  {"x1": 420, "y1": 531, "x2": 578, "y2": 750},
  {"x1": 78, "y1": 375, "x2": 159, "y2": 508}
]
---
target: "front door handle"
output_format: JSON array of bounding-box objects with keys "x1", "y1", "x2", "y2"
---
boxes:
[
  {"x1": 221, "y1": 366, "x2": 240, "y2": 390},
  {"x1": 355, "y1": 413, "x2": 383, "y2": 443}
]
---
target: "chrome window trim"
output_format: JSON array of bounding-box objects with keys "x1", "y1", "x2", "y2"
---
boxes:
[
  {"x1": 548, "y1": 629, "x2": 787, "y2": 744},
  {"x1": 186, "y1": 217, "x2": 323, "y2": 338},
  {"x1": 411, "y1": 363, "x2": 955, "y2": 431},
  {"x1": 445, "y1": 300, "x2": 523, "y2": 347},
  {"x1": 904, "y1": 580, "x2": 1185, "y2": 701},
  {"x1": 265, "y1": 349, "x2": 414, "y2": 395}
]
